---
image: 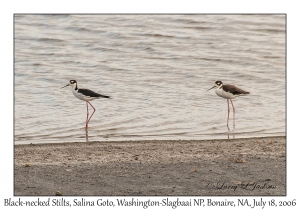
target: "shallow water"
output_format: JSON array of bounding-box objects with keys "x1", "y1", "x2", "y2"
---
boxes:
[{"x1": 14, "y1": 15, "x2": 286, "y2": 144}]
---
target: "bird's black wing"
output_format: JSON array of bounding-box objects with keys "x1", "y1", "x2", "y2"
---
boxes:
[
  {"x1": 222, "y1": 85, "x2": 250, "y2": 95},
  {"x1": 78, "y1": 89, "x2": 110, "y2": 98}
]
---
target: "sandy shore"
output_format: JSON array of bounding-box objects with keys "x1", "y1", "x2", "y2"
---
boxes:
[{"x1": 14, "y1": 136, "x2": 286, "y2": 196}]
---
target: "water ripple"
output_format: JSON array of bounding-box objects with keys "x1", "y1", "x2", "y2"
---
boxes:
[{"x1": 14, "y1": 15, "x2": 285, "y2": 144}]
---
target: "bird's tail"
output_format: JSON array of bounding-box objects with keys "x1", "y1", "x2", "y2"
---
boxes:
[{"x1": 99, "y1": 94, "x2": 111, "y2": 99}]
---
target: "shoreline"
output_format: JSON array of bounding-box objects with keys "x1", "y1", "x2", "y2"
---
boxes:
[
  {"x1": 14, "y1": 136, "x2": 286, "y2": 196},
  {"x1": 14, "y1": 135, "x2": 285, "y2": 146}
]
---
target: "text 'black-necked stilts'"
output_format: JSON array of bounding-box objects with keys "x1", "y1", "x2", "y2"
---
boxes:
[
  {"x1": 61, "y1": 80, "x2": 110, "y2": 130},
  {"x1": 207, "y1": 80, "x2": 249, "y2": 130}
]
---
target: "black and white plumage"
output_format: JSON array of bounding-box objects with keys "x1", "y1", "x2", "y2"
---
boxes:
[
  {"x1": 208, "y1": 81, "x2": 249, "y2": 130},
  {"x1": 61, "y1": 80, "x2": 110, "y2": 130},
  {"x1": 61, "y1": 80, "x2": 110, "y2": 101}
]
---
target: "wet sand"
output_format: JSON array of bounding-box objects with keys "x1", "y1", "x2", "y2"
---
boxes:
[{"x1": 14, "y1": 136, "x2": 286, "y2": 196}]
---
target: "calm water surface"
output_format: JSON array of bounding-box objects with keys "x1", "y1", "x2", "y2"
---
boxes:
[{"x1": 14, "y1": 15, "x2": 286, "y2": 144}]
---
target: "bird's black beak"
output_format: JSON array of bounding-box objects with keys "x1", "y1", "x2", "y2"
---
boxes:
[
  {"x1": 61, "y1": 84, "x2": 70, "y2": 89},
  {"x1": 207, "y1": 86, "x2": 216, "y2": 91}
]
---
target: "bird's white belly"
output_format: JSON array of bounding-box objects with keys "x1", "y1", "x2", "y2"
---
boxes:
[
  {"x1": 72, "y1": 89, "x2": 95, "y2": 101},
  {"x1": 215, "y1": 88, "x2": 236, "y2": 99}
]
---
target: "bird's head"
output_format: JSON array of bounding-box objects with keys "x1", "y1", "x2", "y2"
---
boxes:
[
  {"x1": 61, "y1": 80, "x2": 77, "y2": 89},
  {"x1": 207, "y1": 81, "x2": 223, "y2": 91}
]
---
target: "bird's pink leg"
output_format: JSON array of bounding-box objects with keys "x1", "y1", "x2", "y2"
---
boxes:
[
  {"x1": 230, "y1": 99, "x2": 235, "y2": 130},
  {"x1": 86, "y1": 101, "x2": 96, "y2": 130},
  {"x1": 227, "y1": 99, "x2": 230, "y2": 130},
  {"x1": 86, "y1": 102, "x2": 89, "y2": 130}
]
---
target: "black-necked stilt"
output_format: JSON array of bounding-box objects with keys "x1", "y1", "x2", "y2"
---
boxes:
[
  {"x1": 207, "y1": 81, "x2": 249, "y2": 130},
  {"x1": 61, "y1": 80, "x2": 110, "y2": 130}
]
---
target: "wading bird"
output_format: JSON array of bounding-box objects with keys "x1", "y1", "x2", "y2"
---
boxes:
[
  {"x1": 207, "y1": 81, "x2": 249, "y2": 130},
  {"x1": 61, "y1": 80, "x2": 110, "y2": 130}
]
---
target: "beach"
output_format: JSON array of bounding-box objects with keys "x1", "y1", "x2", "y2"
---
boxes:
[{"x1": 14, "y1": 136, "x2": 286, "y2": 196}]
